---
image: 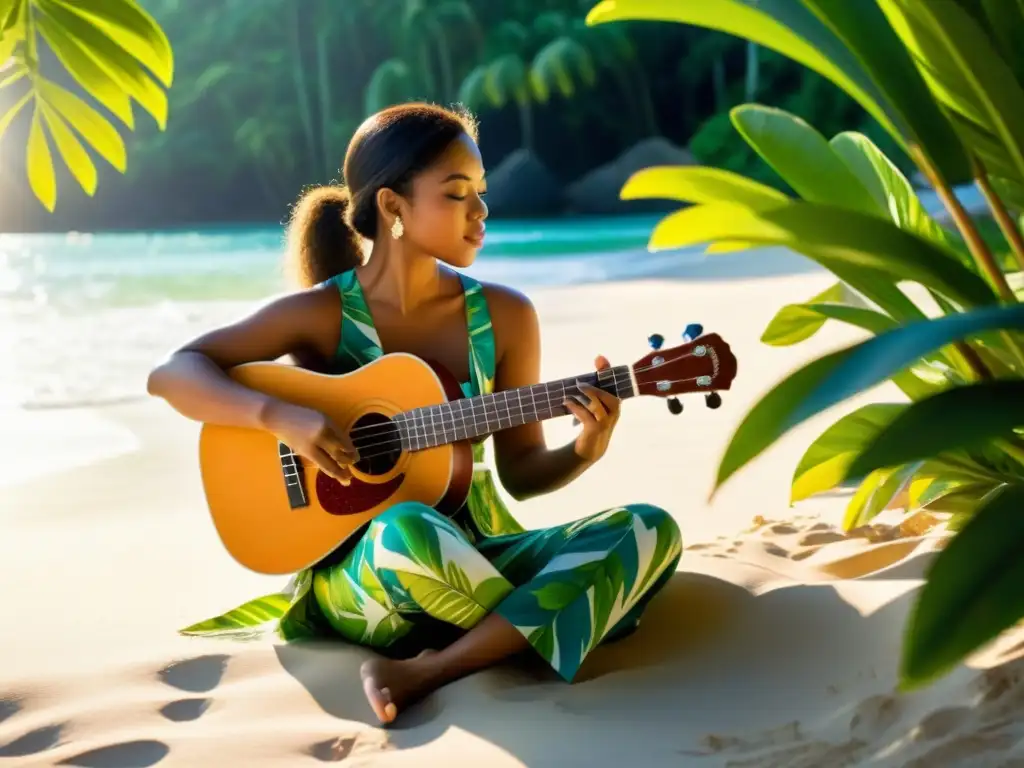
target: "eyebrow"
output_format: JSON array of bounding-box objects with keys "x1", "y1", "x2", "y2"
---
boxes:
[{"x1": 441, "y1": 173, "x2": 485, "y2": 182}]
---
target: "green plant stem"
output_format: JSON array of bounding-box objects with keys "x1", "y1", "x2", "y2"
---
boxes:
[
  {"x1": 974, "y1": 157, "x2": 1024, "y2": 275},
  {"x1": 911, "y1": 147, "x2": 1024, "y2": 371},
  {"x1": 911, "y1": 146, "x2": 1016, "y2": 303}
]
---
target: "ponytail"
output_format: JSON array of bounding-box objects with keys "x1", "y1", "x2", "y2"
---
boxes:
[{"x1": 284, "y1": 185, "x2": 365, "y2": 289}]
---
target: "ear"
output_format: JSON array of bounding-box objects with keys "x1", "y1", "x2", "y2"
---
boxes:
[{"x1": 375, "y1": 187, "x2": 406, "y2": 225}]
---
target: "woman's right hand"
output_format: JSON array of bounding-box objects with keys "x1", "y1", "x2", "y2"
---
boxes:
[{"x1": 260, "y1": 399, "x2": 358, "y2": 485}]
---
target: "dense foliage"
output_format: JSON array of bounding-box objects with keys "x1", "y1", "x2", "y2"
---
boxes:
[
  {"x1": 594, "y1": 0, "x2": 1024, "y2": 689},
  {"x1": 0, "y1": 0, "x2": 894, "y2": 229}
]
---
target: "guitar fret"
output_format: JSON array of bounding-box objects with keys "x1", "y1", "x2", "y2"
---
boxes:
[{"x1": 399, "y1": 365, "x2": 636, "y2": 450}]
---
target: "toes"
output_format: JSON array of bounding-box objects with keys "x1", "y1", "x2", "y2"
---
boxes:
[{"x1": 380, "y1": 687, "x2": 397, "y2": 723}]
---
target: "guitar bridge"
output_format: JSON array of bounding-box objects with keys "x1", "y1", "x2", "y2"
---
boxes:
[{"x1": 278, "y1": 441, "x2": 309, "y2": 509}]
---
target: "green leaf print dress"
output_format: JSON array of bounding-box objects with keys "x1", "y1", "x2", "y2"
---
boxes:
[{"x1": 182, "y1": 271, "x2": 683, "y2": 682}]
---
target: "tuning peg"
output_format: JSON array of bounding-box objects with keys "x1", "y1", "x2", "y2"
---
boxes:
[
  {"x1": 705, "y1": 392, "x2": 722, "y2": 409},
  {"x1": 682, "y1": 323, "x2": 704, "y2": 343},
  {"x1": 667, "y1": 397, "x2": 683, "y2": 415},
  {"x1": 648, "y1": 333, "x2": 665, "y2": 350}
]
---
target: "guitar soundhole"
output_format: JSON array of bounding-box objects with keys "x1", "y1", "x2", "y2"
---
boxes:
[{"x1": 350, "y1": 412, "x2": 402, "y2": 476}]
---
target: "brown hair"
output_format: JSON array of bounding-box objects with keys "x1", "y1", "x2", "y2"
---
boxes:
[{"x1": 284, "y1": 102, "x2": 479, "y2": 288}]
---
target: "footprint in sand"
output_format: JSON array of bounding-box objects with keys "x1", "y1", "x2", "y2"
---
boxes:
[
  {"x1": 0, "y1": 722, "x2": 64, "y2": 758},
  {"x1": 798, "y1": 531, "x2": 848, "y2": 547},
  {"x1": 157, "y1": 654, "x2": 229, "y2": 694},
  {"x1": 308, "y1": 733, "x2": 393, "y2": 762},
  {"x1": 159, "y1": 698, "x2": 212, "y2": 722},
  {"x1": 0, "y1": 696, "x2": 21, "y2": 725},
  {"x1": 56, "y1": 739, "x2": 169, "y2": 767}
]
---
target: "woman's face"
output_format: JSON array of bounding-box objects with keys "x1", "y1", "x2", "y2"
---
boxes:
[{"x1": 399, "y1": 132, "x2": 488, "y2": 268}]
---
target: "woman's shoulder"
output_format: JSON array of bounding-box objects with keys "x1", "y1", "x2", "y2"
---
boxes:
[{"x1": 478, "y1": 280, "x2": 536, "y2": 320}]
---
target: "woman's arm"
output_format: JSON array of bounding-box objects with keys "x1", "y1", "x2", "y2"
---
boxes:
[
  {"x1": 147, "y1": 285, "x2": 357, "y2": 482},
  {"x1": 486, "y1": 285, "x2": 621, "y2": 502}
]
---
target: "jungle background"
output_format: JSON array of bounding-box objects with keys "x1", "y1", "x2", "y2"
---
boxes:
[{"x1": 0, "y1": 0, "x2": 908, "y2": 233}]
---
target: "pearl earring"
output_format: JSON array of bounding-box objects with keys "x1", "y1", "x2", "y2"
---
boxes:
[{"x1": 391, "y1": 216, "x2": 404, "y2": 240}]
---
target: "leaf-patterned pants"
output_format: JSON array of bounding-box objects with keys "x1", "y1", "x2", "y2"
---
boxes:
[{"x1": 312, "y1": 501, "x2": 683, "y2": 682}]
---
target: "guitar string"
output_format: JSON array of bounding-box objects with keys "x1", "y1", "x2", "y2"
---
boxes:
[
  {"x1": 331, "y1": 371, "x2": 713, "y2": 464},
  {"x1": 314, "y1": 346, "x2": 714, "y2": 446}
]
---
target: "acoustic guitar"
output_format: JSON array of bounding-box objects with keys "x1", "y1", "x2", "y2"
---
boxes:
[{"x1": 198, "y1": 325, "x2": 737, "y2": 574}]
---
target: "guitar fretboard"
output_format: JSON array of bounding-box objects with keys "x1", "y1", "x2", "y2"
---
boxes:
[{"x1": 395, "y1": 365, "x2": 635, "y2": 451}]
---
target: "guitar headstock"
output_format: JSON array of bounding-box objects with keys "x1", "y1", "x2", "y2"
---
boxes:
[{"x1": 630, "y1": 327, "x2": 737, "y2": 413}]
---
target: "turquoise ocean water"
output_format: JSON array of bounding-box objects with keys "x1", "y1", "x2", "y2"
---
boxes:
[{"x1": 0, "y1": 215, "x2": 707, "y2": 410}]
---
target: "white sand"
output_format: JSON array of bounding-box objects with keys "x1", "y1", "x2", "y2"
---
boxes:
[{"x1": 3, "y1": 254, "x2": 1024, "y2": 767}]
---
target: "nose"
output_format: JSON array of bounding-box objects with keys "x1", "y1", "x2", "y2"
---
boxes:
[{"x1": 472, "y1": 193, "x2": 488, "y2": 221}]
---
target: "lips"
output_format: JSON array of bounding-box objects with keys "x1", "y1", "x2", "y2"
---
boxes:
[{"x1": 464, "y1": 230, "x2": 485, "y2": 247}]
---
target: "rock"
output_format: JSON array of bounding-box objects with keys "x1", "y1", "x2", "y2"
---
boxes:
[
  {"x1": 484, "y1": 148, "x2": 563, "y2": 217},
  {"x1": 565, "y1": 137, "x2": 696, "y2": 215}
]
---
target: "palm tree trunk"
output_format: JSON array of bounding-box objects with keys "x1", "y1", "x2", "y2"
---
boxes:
[
  {"x1": 713, "y1": 56, "x2": 726, "y2": 110},
  {"x1": 519, "y1": 96, "x2": 533, "y2": 151},
  {"x1": 745, "y1": 41, "x2": 759, "y2": 101},
  {"x1": 289, "y1": 4, "x2": 318, "y2": 177},
  {"x1": 315, "y1": 26, "x2": 332, "y2": 176},
  {"x1": 627, "y1": 59, "x2": 659, "y2": 136}
]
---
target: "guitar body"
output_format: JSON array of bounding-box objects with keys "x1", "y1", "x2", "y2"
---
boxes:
[{"x1": 198, "y1": 353, "x2": 473, "y2": 575}]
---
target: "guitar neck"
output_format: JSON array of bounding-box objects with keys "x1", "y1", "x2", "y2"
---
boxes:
[{"x1": 397, "y1": 364, "x2": 637, "y2": 451}]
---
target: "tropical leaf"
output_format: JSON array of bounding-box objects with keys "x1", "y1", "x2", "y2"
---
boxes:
[
  {"x1": 486, "y1": 54, "x2": 527, "y2": 107},
  {"x1": 180, "y1": 592, "x2": 291, "y2": 634},
  {"x1": 393, "y1": 571, "x2": 488, "y2": 628},
  {"x1": 844, "y1": 380, "x2": 1024, "y2": 480},
  {"x1": 36, "y1": 0, "x2": 167, "y2": 128},
  {"x1": 26, "y1": 110, "x2": 56, "y2": 211},
  {"x1": 843, "y1": 461, "x2": 919, "y2": 530},
  {"x1": 36, "y1": 76, "x2": 126, "y2": 171},
  {"x1": 365, "y1": 58, "x2": 416, "y2": 115},
  {"x1": 33, "y1": 6, "x2": 135, "y2": 128},
  {"x1": 532, "y1": 36, "x2": 596, "y2": 98},
  {"x1": 791, "y1": 402, "x2": 907, "y2": 503},
  {"x1": 829, "y1": 131, "x2": 971, "y2": 266},
  {"x1": 901, "y1": 484, "x2": 1024, "y2": 689},
  {"x1": 761, "y1": 283, "x2": 892, "y2": 347},
  {"x1": 586, "y1": 0, "x2": 972, "y2": 184},
  {"x1": 730, "y1": 104, "x2": 878, "y2": 215},
  {"x1": 650, "y1": 200, "x2": 997, "y2": 311},
  {"x1": 876, "y1": 0, "x2": 1024, "y2": 193},
  {"x1": 621, "y1": 165, "x2": 790, "y2": 207},
  {"x1": 52, "y1": 0, "x2": 173, "y2": 86},
  {"x1": 40, "y1": 102, "x2": 96, "y2": 195},
  {"x1": 712, "y1": 303, "x2": 1024, "y2": 494}
]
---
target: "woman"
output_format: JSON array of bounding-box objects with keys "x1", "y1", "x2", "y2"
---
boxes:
[{"x1": 148, "y1": 102, "x2": 682, "y2": 725}]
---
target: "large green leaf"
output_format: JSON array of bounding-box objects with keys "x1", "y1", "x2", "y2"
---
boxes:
[
  {"x1": 40, "y1": 102, "x2": 96, "y2": 195},
  {"x1": 843, "y1": 461, "x2": 919, "y2": 530},
  {"x1": 586, "y1": 0, "x2": 971, "y2": 184},
  {"x1": 33, "y1": 6, "x2": 135, "y2": 128},
  {"x1": 621, "y1": 165, "x2": 790, "y2": 207},
  {"x1": 52, "y1": 0, "x2": 173, "y2": 87},
  {"x1": 762, "y1": 290, "x2": 896, "y2": 347},
  {"x1": 901, "y1": 484, "x2": 1024, "y2": 689},
  {"x1": 845, "y1": 380, "x2": 1024, "y2": 480},
  {"x1": 26, "y1": 109, "x2": 56, "y2": 211},
  {"x1": 791, "y1": 403, "x2": 907, "y2": 503},
  {"x1": 36, "y1": 77, "x2": 126, "y2": 171},
  {"x1": 829, "y1": 131, "x2": 971, "y2": 266},
  {"x1": 37, "y1": 0, "x2": 167, "y2": 129},
  {"x1": 730, "y1": 104, "x2": 877, "y2": 215},
  {"x1": 877, "y1": 0, "x2": 1024, "y2": 189},
  {"x1": 650, "y1": 201, "x2": 997, "y2": 310},
  {"x1": 713, "y1": 303, "x2": 1024, "y2": 493}
]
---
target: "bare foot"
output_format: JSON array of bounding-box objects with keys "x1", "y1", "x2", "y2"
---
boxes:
[{"x1": 360, "y1": 650, "x2": 437, "y2": 725}]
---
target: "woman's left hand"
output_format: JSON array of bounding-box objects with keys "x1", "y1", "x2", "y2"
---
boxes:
[{"x1": 565, "y1": 355, "x2": 622, "y2": 463}]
